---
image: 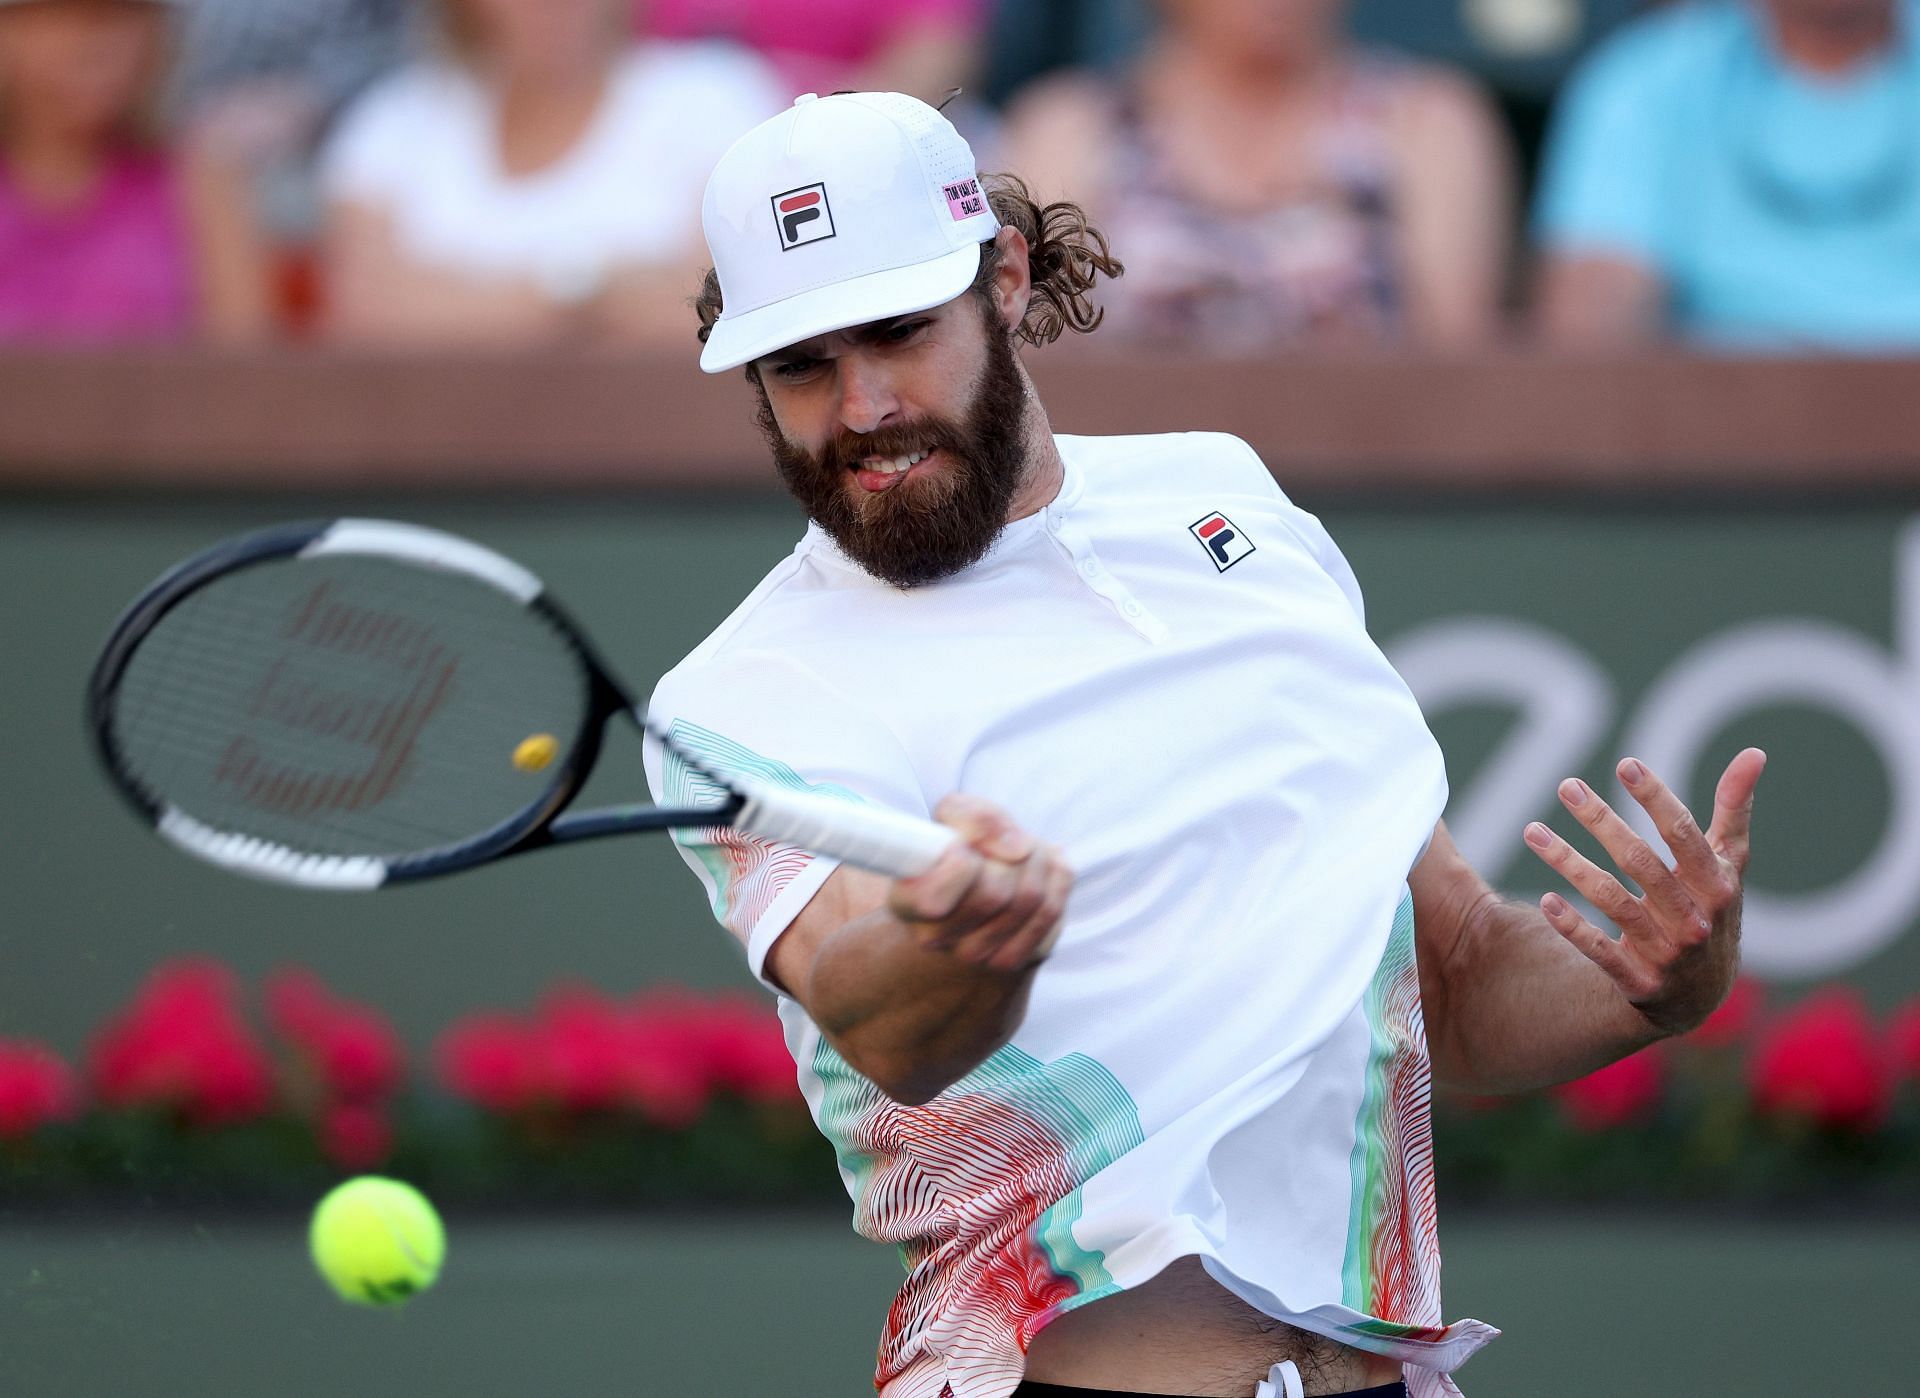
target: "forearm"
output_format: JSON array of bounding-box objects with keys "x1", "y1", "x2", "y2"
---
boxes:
[
  {"x1": 1416, "y1": 753, "x2": 1762, "y2": 1094},
  {"x1": 1425, "y1": 891, "x2": 1662, "y2": 1094},
  {"x1": 805, "y1": 908, "x2": 1037, "y2": 1105}
]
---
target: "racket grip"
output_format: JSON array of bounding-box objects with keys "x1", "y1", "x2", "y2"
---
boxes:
[{"x1": 734, "y1": 783, "x2": 956, "y2": 878}]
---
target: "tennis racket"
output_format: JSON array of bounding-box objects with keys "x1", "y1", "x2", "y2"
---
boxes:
[{"x1": 86, "y1": 518, "x2": 956, "y2": 890}]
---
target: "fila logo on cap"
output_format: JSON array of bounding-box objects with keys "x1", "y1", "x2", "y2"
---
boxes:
[
  {"x1": 773, "y1": 183, "x2": 835, "y2": 250},
  {"x1": 1191, "y1": 513, "x2": 1255, "y2": 571},
  {"x1": 699, "y1": 92, "x2": 1000, "y2": 372}
]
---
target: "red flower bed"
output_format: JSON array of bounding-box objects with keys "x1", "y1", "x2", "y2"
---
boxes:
[
  {"x1": 1689, "y1": 977, "x2": 1765, "y2": 1049},
  {"x1": 10, "y1": 957, "x2": 1917, "y2": 1204},
  {"x1": 1554, "y1": 1047, "x2": 1664, "y2": 1131},
  {"x1": 434, "y1": 983, "x2": 798, "y2": 1126},
  {"x1": 263, "y1": 966, "x2": 407, "y2": 1166},
  {"x1": 1888, "y1": 998, "x2": 1920, "y2": 1087},
  {"x1": 87, "y1": 959, "x2": 275, "y2": 1126},
  {"x1": 0, "y1": 1039, "x2": 78, "y2": 1138},
  {"x1": 1749, "y1": 987, "x2": 1893, "y2": 1133},
  {"x1": 71, "y1": 958, "x2": 408, "y2": 1169},
  {"x1": 265, "y1": 967, "x2": 405, "y2": 1103}
]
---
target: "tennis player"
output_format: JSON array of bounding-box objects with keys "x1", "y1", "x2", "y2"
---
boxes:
[{"x1": 643, "y1": 93, "x2": 1765, "y2": 1398}]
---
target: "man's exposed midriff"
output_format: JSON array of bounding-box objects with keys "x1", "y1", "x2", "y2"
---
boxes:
[{"x1": 1021, "y1": 1255, "x2": 1404, "y2": 1397}]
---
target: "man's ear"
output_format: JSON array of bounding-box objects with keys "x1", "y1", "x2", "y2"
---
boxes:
[{"x1": 990, "y1": 226, "x2": 1033, "y2": 336}]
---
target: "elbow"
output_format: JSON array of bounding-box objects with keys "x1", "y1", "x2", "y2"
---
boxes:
[
  {"x1": 866, "y1": 1057, "x2": 961, "y2": 1107},
  {"x1": 879, "y1": 1076, "x2": 948, "y2": 1108},
  {"x1": 837, "y1": 1041, "x2": 976, "y2": 1107}
]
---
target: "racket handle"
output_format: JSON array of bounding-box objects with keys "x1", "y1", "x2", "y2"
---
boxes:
[{"x1": 734, "y1": 783, "x2": 956, "y2": 878}]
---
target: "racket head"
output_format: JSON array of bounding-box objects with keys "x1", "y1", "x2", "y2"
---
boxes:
[{"x1": 87, "y1": 519, "x2": 631, "y2": 888}]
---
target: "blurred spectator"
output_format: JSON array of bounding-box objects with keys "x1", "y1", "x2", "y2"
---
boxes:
[
  {"x1": 175, "y1": 0, "x2": 409, "y2": 124},
  {"x1": 1000, "y1": 0, "x2": 1516, "y2": 351},
  {"x1": 1535, "y1": 0, "x2": 1920, "y2": 348},
  {"x1": 640, "y1": 0, "x2": 983, "y2": 104},
  {"x1": 0, "y1": 0, "x2": 268, "y2": 343},
  {"x1": 172, "y1": 0, "x2": 412, "y2": 233},
  {"x1": 980, "y1": 0, "x2": 1154, "y2": 107},
  {"x1": 319, "y1": 0, "x2": 781, "y2": 346}
]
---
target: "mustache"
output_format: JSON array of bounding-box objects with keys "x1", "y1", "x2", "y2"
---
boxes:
[{"x1": 817, "y1": 419, "x2": 967, "y2": 472}]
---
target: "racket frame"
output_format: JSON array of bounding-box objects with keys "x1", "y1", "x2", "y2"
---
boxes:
[{"x1": 87, "y1": 519, "x2": 746, "y2": 889}]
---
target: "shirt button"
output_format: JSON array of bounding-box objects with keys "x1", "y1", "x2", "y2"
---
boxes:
[
  {"x1": 1081, "y1": 560, "x2": 1099, "y2": 575},
  {"x1": 1123, "y1": 600, "x2": 1142, "y2": 617}
]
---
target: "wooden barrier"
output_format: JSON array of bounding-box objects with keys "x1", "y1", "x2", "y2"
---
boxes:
[{"x1": 1, "y1": 347, "x2": 1917, "y2": 491}]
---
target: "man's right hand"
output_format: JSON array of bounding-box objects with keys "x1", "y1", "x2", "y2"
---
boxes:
[
  {"x1": 765, "y1": 793, "x2": 1072, "y2": 1104},
  {"x1": 886, "y1": 794, "x2": 1074, "y2": 975}
]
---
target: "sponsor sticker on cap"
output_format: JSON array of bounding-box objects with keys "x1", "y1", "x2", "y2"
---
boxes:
[
  {"x1": 943, "y1": 177, "x2": 986, "y2": 222},
  {"x1": 773, "y1": 183, "x2": 836, "y2": 250}
]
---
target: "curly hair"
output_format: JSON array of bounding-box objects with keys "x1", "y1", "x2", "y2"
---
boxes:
[
  {"x1": 691, "y1": 173, "x2": 1122, "y2": 364},
  {"x1": 970, "y1": 173, "x2": 1123, "y2": 346}
]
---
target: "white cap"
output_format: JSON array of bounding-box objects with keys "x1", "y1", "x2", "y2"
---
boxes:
[{"x1": 698, "y1": 91, "x2": 1000, "y2": 373}]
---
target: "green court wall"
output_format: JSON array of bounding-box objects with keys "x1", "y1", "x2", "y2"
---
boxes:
[{"x1": 5, "y1": 496, "x2": 1916, "y2": 1059}]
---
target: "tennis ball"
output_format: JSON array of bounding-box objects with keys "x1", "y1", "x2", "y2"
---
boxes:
[
  {"x1": 513, "y1": 732, "x2": 558, "y2": 772},
  {"x1": 309, "y1": 1176, "x2": 444, "y2": 1307}
]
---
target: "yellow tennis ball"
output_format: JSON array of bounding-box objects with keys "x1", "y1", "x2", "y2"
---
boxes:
[
  {"x1": 513, "y1": 733, "x2": 558, "y2": 772},
  {"x1": 309, "y1": 1176, "x2": 445, "y2": 1307}
]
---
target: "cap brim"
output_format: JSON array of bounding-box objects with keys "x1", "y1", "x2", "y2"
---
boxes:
[{"x1": 699, "y1": 242, "x2": 984, "y2": 373}]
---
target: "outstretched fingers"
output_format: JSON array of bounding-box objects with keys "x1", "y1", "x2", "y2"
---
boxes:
[
  {"x1": 1706, "y1": 747, "x2": 1768, "y2": 873},
  {"x1": 1617, "y1": 758, "x2": 1721, "y2": 896},
  {"x1": 1524, "y1": 818, "x2": 1653, "y2": 939},
  {"x1": 1541, "y1": 892, "x2": 1661, "y2": 1002},
  {"x1": 1555, "y1": 777, "x2": 1694, "y2": 926}
]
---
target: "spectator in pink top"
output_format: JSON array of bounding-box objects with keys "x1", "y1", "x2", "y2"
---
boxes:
[
  {"x1": 0, "y1": 0, "x2": 267, "y2": 343},
  {"x1": 639, "y1": 0, "x2": 985, "y2": 102}
]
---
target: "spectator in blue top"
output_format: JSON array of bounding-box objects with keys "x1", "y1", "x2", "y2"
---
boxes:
[{"x1": 1534, "y1": 0, "x2": 1920, "y2": 348}]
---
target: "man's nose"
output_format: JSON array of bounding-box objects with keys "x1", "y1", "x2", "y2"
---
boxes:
[{"x1": 835, "y1": 355, "x2": 900, "y2": 437}]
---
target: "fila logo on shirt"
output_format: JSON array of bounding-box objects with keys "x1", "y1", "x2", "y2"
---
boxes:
[
  {"x1": 1191, "y1": 513, "x2": 1255, "y2": 571},
  {"x1": 772, "y1": 183, "x2": 836, "y2": 250}
]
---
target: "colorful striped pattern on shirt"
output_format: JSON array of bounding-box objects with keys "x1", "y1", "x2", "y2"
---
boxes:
[
  {"x1": 661, "y1": 718, "x2": 864, "y2": 948},
  {"x1": 1342, "y1": 890, "x2": 1446, "y2": 1342},
  {"x1": 812, "y1": 1040, "x2": 1145, "y2": 1397}
]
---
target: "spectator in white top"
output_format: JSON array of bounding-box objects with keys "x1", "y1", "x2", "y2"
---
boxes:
[{"x1": 318, "y1": 0, "x2": 783, "y2": 345}]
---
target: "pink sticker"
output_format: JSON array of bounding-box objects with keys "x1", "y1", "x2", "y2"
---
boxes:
[{"x1": 943, "y1": 177, "x2": 986, "y2": 221}]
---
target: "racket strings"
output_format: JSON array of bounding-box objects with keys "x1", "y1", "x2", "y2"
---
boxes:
[{"x1": 111, "y1": 556, "x2": 592, "y2": 860}]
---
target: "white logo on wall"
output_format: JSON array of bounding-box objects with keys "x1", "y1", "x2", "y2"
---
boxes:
[{"x1": 1386, "y1": 520, "x2": 1920, "y2": 979}]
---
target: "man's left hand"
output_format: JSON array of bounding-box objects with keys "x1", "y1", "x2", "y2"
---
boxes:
[{"x1": 1522, "y1": 747, "x2": 1767, "y2": 1036}]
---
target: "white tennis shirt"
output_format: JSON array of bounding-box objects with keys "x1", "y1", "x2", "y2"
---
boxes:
[{"x1": 643, "y1": 432, "x2": 1498, "y2": 1398}]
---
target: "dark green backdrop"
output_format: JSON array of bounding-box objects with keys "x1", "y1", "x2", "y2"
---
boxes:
[{"x1": 5, "y1": 497, "x2": 1916, "y2": 1057}]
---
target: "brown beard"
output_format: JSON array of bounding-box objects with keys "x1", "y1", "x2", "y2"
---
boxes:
[{"x1": 755, "y1": 300, "x2": 1032, "y2": 588}]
